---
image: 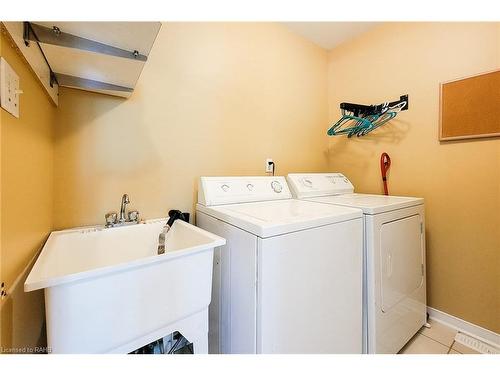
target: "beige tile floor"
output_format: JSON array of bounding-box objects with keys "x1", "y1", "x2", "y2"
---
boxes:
[{"x1": 398, "y1": 319, "x2": 481, "y2": 354}]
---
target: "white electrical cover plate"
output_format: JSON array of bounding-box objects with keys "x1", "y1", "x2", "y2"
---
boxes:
[{"x1": 0, "y1": 57, "x2": 20, "y2": 118}]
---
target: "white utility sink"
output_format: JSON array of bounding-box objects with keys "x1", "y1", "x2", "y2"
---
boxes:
[{"x1": 25, "y1": 219, "x2": 225, "y2": 354}]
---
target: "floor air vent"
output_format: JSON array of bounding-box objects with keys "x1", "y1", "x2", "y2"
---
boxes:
[{"x1": 454, "y1": 332, "x2": 499, "y2": 354}]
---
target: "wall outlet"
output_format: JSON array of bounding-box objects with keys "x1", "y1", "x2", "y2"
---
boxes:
[
  {"x1": 265, "y1": 158, "x2": 274, "y2": 173},
  {"x1": 0, "y1": 57, "x2": 20, "y2": 118}
]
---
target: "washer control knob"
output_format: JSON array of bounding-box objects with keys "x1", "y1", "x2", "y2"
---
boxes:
[
  {"x1": 221, "y1": 184, "x2": 230, "y2": 192},
  {"x1": 302, "y1": 178, "x2": 313, "y2": 187},
  {"x1": 246, "y1": 183, "x2": 254, "y2": 191},
  {"x1": 271, "y1": 180, "x2": 283, "y2": 193}
]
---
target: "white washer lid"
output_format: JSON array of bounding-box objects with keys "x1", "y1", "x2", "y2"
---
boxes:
[
  {"x1": 196, "y1": 199, "x2": 362, "y2": 238},
  {"x1": 305, "y1": 193, "x2": 424, "y2": 215}
]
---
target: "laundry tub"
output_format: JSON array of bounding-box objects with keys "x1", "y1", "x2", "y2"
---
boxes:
[{"x1": 25, "y1": 219, "x2": 225, "y2": 354}]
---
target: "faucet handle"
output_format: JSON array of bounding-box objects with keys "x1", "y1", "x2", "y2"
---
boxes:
[
  {"x1": 128, "y1": 210, "x2": 140, "y2": 222},
  {"x1": 105, "y1": 212, "x2": 118, "y2": 226}
]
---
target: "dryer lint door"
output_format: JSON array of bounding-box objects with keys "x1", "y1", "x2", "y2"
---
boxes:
[{"x1": 379, "y1": 214, "x2": 424, "y2": 313}]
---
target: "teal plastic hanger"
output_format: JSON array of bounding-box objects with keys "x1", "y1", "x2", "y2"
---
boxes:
[
  {"x1": 356, "y1": 112, "x2": 397, "y2": 136},
  {"x1": 327, "y1": 110, "x2": 399, "y2": 138},
  {"x1": 327, "y1": 113, "x2": 373, "y2": 137},
  {"x1": 327, "y1": 96, "x2": 408, "y2": 138}
]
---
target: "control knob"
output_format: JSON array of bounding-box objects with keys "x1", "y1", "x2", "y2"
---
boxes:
[
  {"x1": 271, "y1": 180, "x2": 283, "y2": 193},
  {"x1": 302, "y1": 178, "x2": 313, "y2": 188}
]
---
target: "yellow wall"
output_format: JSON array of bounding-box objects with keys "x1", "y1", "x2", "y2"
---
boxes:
[
  {"x1": 53, "y1": 23, "x2": 329, "y2": 229},
  {"x1": 327, "y1": 22, "x2": 500, "y2": 333},
  {"x1": 0, "y1": 31, "x2": 56, "y2": 348}
]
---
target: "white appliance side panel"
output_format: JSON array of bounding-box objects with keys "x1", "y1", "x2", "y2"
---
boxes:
[
  {"x1": 196, "y1": 212, "x2": 222, "y2": 354},
  {"x1": 196, "y1": 211, "x2": 257, "y2": 354},
  {"x1": 362, "y1": 218, "x2": 369, "y2": 354},
  {"x1": 257, "y1": 218, "x2": 363, "y2": 354},
  {"x1": 365, "y1": 205, "x2": 426, "y2": 354}
]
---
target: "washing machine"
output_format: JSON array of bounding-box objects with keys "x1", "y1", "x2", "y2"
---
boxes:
[
  {"x1": 287, "y1": 173, "x2": 426, "y2": 354},
  {"x1": 196, "y1": 176, "x2": 364, "y2": 354}
]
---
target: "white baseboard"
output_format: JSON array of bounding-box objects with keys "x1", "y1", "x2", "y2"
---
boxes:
[{"x1": 427, "y1": 307, "x2": 500, "y2": 349}]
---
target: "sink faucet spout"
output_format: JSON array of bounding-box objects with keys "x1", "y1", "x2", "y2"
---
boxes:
[{"x1": 119, "y1": 194, "x2": 130, "y2": 223}]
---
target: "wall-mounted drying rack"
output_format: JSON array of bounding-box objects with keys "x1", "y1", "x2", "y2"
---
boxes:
[{"x1": 327, "y1": 95, "x2": 409, "y2": 137}]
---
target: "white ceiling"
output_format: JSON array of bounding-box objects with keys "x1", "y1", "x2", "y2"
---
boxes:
[{"x1": 282, "y1": 22, "x2": 380, "y2": 50}]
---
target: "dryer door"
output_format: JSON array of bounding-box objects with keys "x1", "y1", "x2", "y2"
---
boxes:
[{"x1": 379, "y1": 214, "x2": 424, "y2": 313}]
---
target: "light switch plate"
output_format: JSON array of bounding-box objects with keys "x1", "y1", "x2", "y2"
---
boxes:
[{"x1": 0, "y1": 57, "x2": 20, "y2": 118}]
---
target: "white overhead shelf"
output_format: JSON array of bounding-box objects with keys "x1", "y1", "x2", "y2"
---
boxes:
[
  {"x1": 2, "y1": 21, "x2": 161, "y2": 104},
  {"x1": 34, "y1": 22, "x2": 160, "y2": 56}
]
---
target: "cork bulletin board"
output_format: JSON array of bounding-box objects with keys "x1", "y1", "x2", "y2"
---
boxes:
[{"x1": 439, "y1": 70, "x2": 500, "y2": 141}]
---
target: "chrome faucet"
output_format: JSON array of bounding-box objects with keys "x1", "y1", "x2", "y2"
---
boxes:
[
  {"x1": 119, "y1": 194, "x2": 130, "y2": 223},
  {"x1": 105, "y1": 193, "x2": 140, "y2": 228}
]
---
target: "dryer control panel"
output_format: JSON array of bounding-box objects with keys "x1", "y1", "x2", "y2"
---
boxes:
[
  {"x1": 198, "y1": 176, "x2": 292, "y2": 206},
  {"x1": 287, "y1": 173, "x2": 354, "y2": 199}
]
